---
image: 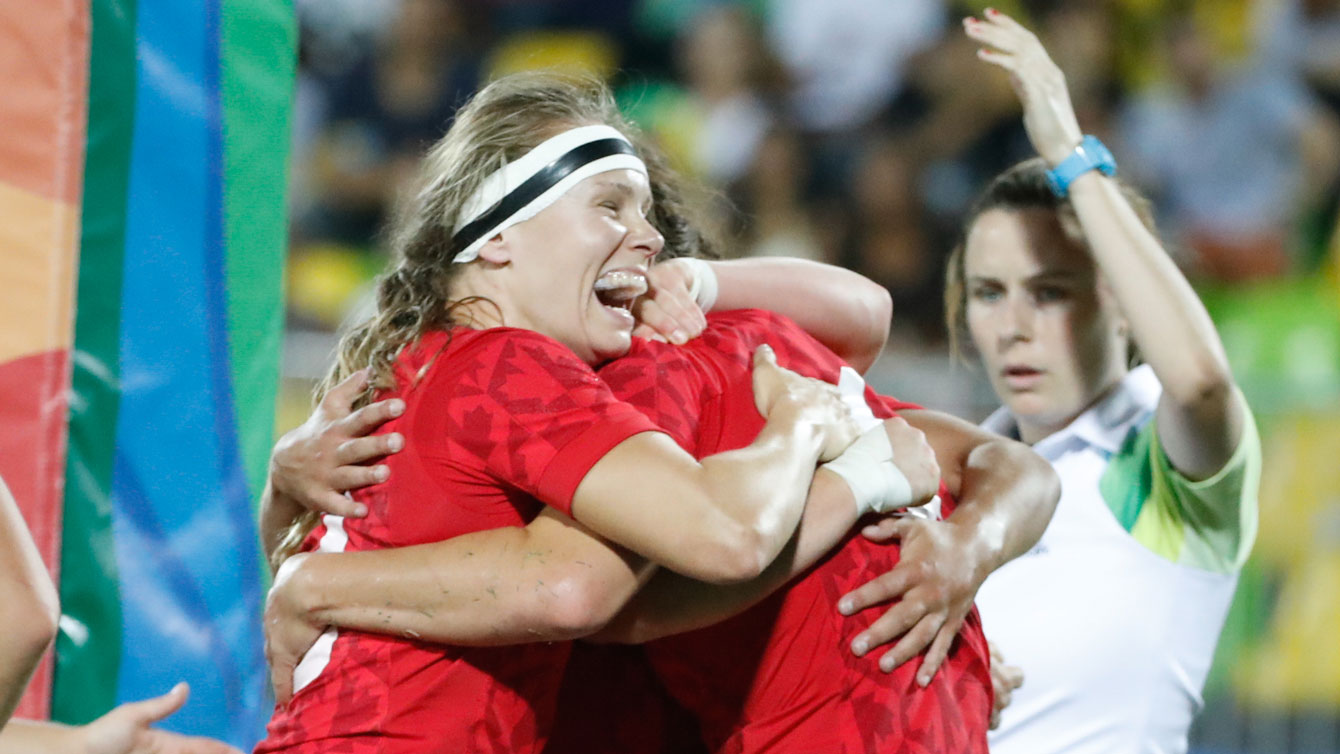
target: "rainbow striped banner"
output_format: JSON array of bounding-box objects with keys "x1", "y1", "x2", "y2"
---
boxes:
[{"x1": 0, "y1": 0, "x2": 294, "y2": 747}]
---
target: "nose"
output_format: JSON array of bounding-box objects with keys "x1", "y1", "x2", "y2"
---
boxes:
[
  {"x1": 628, "y1": 213, "x2": 665, "y2": 260},
  {"x1": 999, "y1": 291, "x2": 1034, "y2": 346}
]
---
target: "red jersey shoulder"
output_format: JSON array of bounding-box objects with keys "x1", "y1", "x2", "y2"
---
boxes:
[
  {"x1": 703, "y1": 309, "x2": 845, "y2": 383},
  {"x1": 406, "y1": 328, "x2": 659, "y2": 513}
]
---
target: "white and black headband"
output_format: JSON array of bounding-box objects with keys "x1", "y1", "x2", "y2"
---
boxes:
[{"x1": 451, "y1": 125, "x2": 648, "y2": 264}]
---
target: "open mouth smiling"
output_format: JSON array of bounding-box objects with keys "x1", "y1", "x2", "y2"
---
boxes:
[{"x1": 593, "y1": 268, "x2": 649, "y2": 313}]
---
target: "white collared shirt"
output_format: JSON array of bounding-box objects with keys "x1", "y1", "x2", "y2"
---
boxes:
[{"x1": 976, "y1": 365, "x2": 1260, "y2": 754}]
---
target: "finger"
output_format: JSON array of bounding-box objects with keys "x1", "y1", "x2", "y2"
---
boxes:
[
  {"x1": 635, "y1": 299, "x2": 689, "y2": 344},
  {"x1": 849, "y1": 598, "x2": 922, "y2": 657},
  {"x1": 648, "y1": 298, "x2": 702, "y2": 345},
  {"x1": 976, "y1": 47, "x2": 1020, "y2": 72},
  {"x1": 339, "y1": 398, "x2": 405, "y2": 438},
  {"x1": 120, "y1": 682, "x2": 189, "y2": 725},
  {"x1": 305, "y1": 487, "x2": 370, "y2": 517},
  {"x1": 984, "y1": 6, "x2": 1030, "y2": 34},
  {"x1": 753, "y1": 343, "x2": 776, "y2": 367},
  {"x1": 861, "y1": 516, "x2": 913, "y2": 543},
  {"x1": 334, "y1": 433, "x2": 403, "y2": 466},
  {"x1": 877, "y1": 615, "x2": 940, "y2": 672},
  {"x1": 962, "y1": 16, "x2": 1021, "y2": 53},
  {"x1": 652, "y1": 288, "x2": 707, "y2": 341},
  {"x1": 839, "y1": 565, "x2": 916, "y2": 615},
  {"x1": 632, "y1": 324, "x2": 657, "y2": 339},
  {"x1": 993, "y1": 679, "x2": 1013, "y2": 713},
  {"x1": 1003, "y1": 663, "x2": 1025, "y2": 690},
  {"x1": 273, "y1": 661, "x2": 295, "y2": 706},
  {"x1": 319, "y1": 368, "x2": 369, "y2": 416},
  {"x1": 916, "y1": 623, "x2": 959, "y2": 686},
  {"x1": 990, "y1": 709, "x2": 1002, "y2": 730}
]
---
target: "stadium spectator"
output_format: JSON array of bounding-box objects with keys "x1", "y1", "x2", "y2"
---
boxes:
[{"x1": 1118, "y1": 12, "x2": 1326, "y2": 280}]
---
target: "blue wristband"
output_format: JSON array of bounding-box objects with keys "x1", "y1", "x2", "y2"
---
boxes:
[{"x1": 1045, "y1": 135, "x2": 1116, "y2": 198}]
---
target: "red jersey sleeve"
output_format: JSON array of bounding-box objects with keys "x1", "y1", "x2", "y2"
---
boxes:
[{"x1": 427, "y1": 330, "x2": 661, "y2": 516}]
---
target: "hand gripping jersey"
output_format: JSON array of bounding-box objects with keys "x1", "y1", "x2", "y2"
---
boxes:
[
  {"x1": 256, "y1": 328, "x2": 659, "y2": 754},
  {"x1": 548, "y1": 309, "x2": 992, "y2": 754}
]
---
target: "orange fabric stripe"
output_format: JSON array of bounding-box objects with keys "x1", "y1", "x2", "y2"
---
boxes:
[
  {"x1": 0, "y1": 182, "x2": 78, "y2": 364},
  {"x1": 0, "y1": 0, "x2": 90, "y2": 204}
]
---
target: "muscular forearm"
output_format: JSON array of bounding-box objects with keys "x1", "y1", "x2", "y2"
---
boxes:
[
  {"x1": 942, "y1": 439, "x2": 1059, "y2": 578},
  {"x1": 902, "y1": 409, "x2": 1058, "y2": 576},
  {"x1": 276, "y1": 512, "x2": 655, "y2": 645},
  {"x1": 592, "y1": 469, "x2": 858, "y2": 644},
  {"x1": 710, "y1": 259, "x2": 892, "y2": 373},
  {"x1": 574, "y1": 410, "x2": 827, "y2": 584}
]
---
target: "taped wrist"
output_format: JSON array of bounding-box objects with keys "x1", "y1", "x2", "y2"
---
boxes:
[
  {"x1": 679, "y1": 257, "x2": 719, "y2": 312},
  {"x1": 821, "y1": 425, "x2": 914, "y2": 517}
]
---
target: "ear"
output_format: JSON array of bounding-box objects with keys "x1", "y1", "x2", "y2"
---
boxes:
[{"x1": 475, "y1": 233, "x2": 511, "y2": 265}]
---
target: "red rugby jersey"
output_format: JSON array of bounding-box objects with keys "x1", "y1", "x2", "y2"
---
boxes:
[
  {"x1": 256, "y1": 328, "x2": 659, "y2": 754},
  {"x1": 586, "y1": 309, "x2": 993, "y2": 754}
]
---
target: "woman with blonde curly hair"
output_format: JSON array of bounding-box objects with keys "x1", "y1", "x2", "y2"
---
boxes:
[{"x1": 253, "y1": 72, "x2": 873, "y2": 753}]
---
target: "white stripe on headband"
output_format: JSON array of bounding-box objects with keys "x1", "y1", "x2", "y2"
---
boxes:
[{"x1": 451, "y1": 125, "x2": 648, "y2": 263}]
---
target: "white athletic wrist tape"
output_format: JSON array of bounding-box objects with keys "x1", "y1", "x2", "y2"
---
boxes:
[
  {"x1": 822, "y1": 425, "x2": 914, "y2": 517},
  {"x1": 679, "y1": 257, "x2": 719, "y2": 312},
  {"x1": 838, "y1": 367, "x2": 883, "y2": 433}
]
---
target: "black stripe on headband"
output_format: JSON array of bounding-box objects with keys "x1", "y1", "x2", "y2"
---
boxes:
[{"x1": 452, "y1": 138, "x2": 639, "y2": 253}]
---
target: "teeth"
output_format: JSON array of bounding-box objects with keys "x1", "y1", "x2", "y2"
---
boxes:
[{"x1": 593, "y1": 270, "x2": 648, "y2": 300}]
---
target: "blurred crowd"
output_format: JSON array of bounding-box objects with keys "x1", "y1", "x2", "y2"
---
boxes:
[{"x1": 284, "y1": 0, "x2": 1340, "y2": 360}]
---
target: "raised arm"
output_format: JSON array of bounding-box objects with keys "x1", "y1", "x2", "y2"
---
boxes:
[
  {"x1": 966, "y1": 10, "x2": 1244, "y2": 479},
  {"x1": 0, "y1": 476, "x2": 59, "y2": 727},
  {"x1": 633, "y1": 258, "x2": 892, "y2": 373}
]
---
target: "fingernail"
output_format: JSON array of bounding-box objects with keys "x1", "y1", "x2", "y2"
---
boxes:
[
  {"x1": 986, "y1": 6, "x2": 998, "y2": 15},
  {"x1": 852, "y1": 638, "x2": 869, "y2": 655},
  {"x1": 670, "y1": 330, "x2": 687, "y2": 345},
  {"x1": 375, "y1": 466, "x2": 390, "y2": 481},
  {"x1": 388, "y1": 433, "x2": 404, "y2": 452},
  {"x1": 918, "y1": 672, "x2": 931, "y2": 687},
  {"x1": 353, "y1": 504, "x2": 368, "y2": 517},
  {"x1": 389, "y1": 400, "x2": 405, "y2": 416},
  {"x1": 882, "y1": 658, "x2": 897, "y2": 673},
  {"x1": 838, "y1": 598, "x2": 854, "y2": 615}
]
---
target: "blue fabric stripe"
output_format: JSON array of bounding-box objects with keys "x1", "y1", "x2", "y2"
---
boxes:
[{"x1": 113, "y1": 0, "x2": 266, "y2": 746}]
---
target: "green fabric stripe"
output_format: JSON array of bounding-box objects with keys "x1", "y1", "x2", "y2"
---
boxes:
[
  {"x1": 1098, "y1": 424, "x2": 1152, "y2": 532},
  {"x1": 220, "y1": 0, "x2": 296, "y2": 507},
  {"x1": 1102, "y1": 392, "x2": 1262, "y2": 572},
  {"x1": 54, "y1": 0, "x2": 137, "y2": 724}
]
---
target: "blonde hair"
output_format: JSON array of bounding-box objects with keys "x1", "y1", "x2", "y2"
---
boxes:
[
  {"x1": 944, "y1": 157, "x2": 1157, "y2": 367},
  {"x1": 273, "y1": 72, "x2": 717, "y2": 568}
]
